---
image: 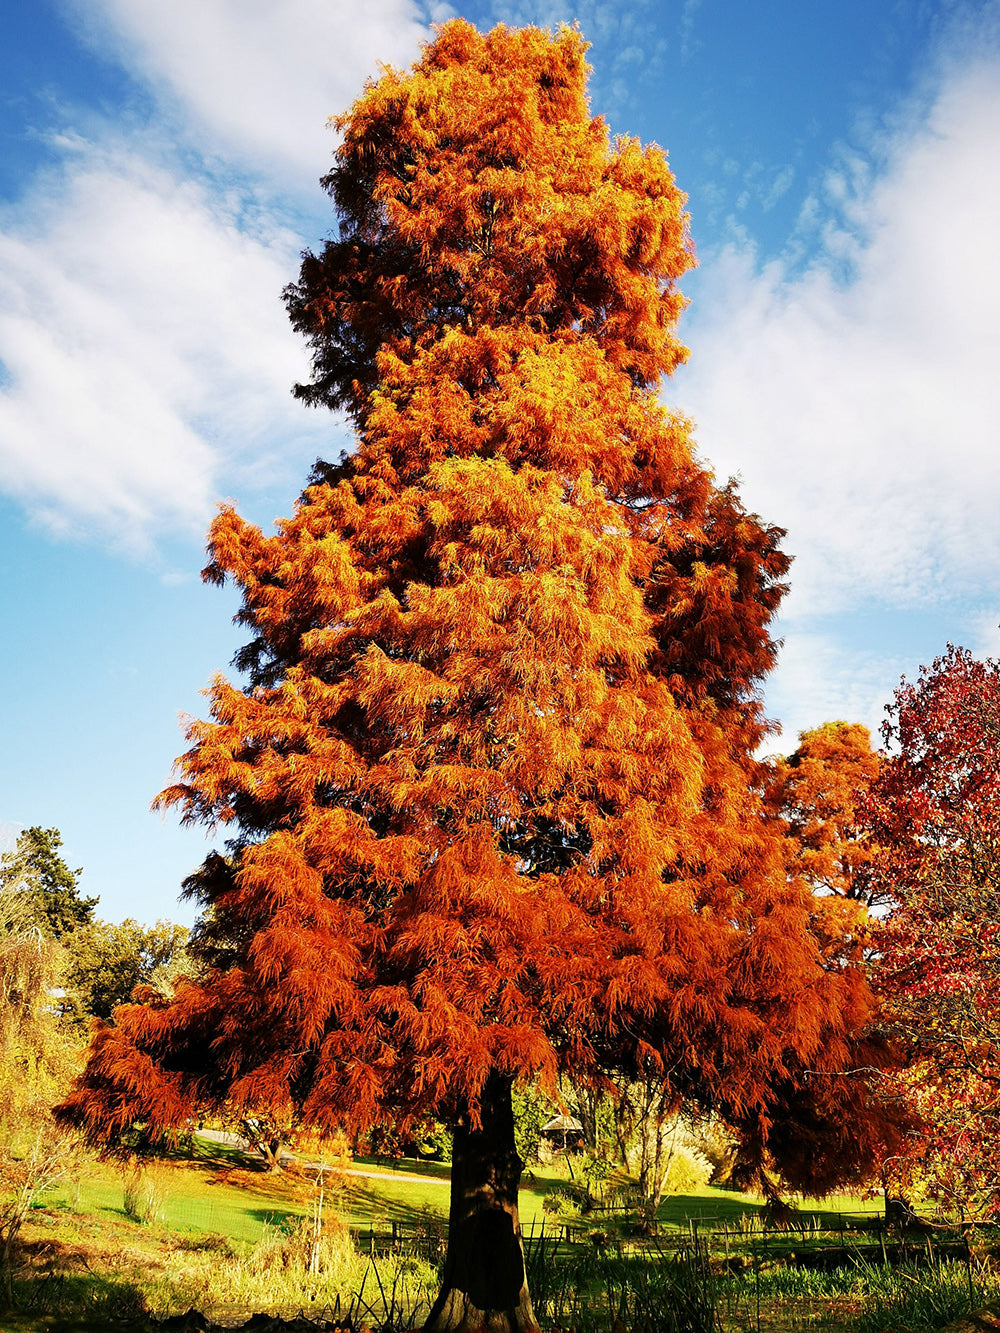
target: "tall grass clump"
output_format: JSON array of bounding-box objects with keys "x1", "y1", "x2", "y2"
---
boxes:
[
  {"x1": 723, "y1": 1264, "x2": 862, "y2": 1301},
  {"x1": 524, "y1": 1229, "x2": 717, "y2": 1333},
  {"x1": 604, "y1": 1245, "x2": 717, "y2": 1333},
  {"x1": 852, "y1": 1255, "x2": 1000, "y2": 1333},
  {"x1": 145, "y1": 1216, "x2": 438, "y2": 1324},
  {"x1": 122, "y1": 1161, "x2": 167, "y2": 1225}
]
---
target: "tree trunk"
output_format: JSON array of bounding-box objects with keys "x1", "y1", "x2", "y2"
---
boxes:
[
  {"x1": 570, "y1": 1079, "x2": 599, "y2": 1150},
  {"x1": 240, "y1": 1119, "x2": 284, "y2": 1172},
  {"x1": 261, "y1": 1137, "x2": 284, "y2": 1172},
  {"x1": 424, "y1": 1073, "x2": 539, "y2": 1333}
]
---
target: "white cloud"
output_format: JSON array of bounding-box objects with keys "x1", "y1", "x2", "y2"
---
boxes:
[
  {"x1": 968, "y1": 611, "x2": 1000, "y2": 661},
  {"x1": 0, "y1": 139, "x2": 334, "y2": 549},
  {"x1": 680, "y1": 0, "x2": 702, "y2": 63},
  {"x1": 762, "y1": 630, "x2": 905, "y2": 754},
  {"x1": 674, "y1": 49, "x2": 1000, "y2": 620},
  {"x1": 63, "y1": 0, "x2": 430, "y2": 185},
  {"x1": 0, "y1": 0, "x2": 434, "y2": 549}
]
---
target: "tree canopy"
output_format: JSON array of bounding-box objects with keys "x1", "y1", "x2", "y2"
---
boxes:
[
  {"x1": 0, "y1": 826, "x2": 96, "y2": 940},
  {"x1": 769, "y1": 721, "x2": 883, "y2": 964},
  {"x1": 59, "y1": 22, "x2": 894, "y2": 1329},
  {"x1": 866, "y1": 645, "x2": 1000, "y2": 1214},
  {"x1": 66, "y1": 918, "x2": 191, "y2": 1023},
  {"x1": 0, "y1": 885, "x2": 80, "y2": 1309}
]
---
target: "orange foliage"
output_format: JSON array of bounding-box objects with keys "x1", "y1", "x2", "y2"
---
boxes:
[
  {"x1": 60, "y1": 22, "x2": 888, "y2": 1193},
  {"x1": 770, "y1": 721, "x2": 884, "y2": 957},
  {"x1": 757, "y1": 723, "x2": 907, "y2": 1193},
  {"x1": 773, "y1": 723, "x2": 880, "y2": 896}
]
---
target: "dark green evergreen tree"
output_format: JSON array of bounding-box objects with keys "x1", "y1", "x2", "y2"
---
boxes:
[{"x1": 0, "y1": 827, "x2": 97, "y2": 940}]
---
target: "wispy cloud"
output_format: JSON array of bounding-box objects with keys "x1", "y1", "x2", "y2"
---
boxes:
[
  {"x1": 0, "y1": 137, "x2": 335, "y2": 549},
  {"x1": 763, "y1": 630, "x2": 907, "y2": 752},
  {"x1": 675, "y1": 48, "x2": 1000, "y2": 620},
  {"x1": 0, "y1": 1, "x2": 433, "y2": 549},
  {"x1": 61, "y1": 0, "x2": 431, "y2": 187},
  {"x1": 670, "y1": 26, "x2": 1000, "y2": 745},
  {"x1": 680, "y1": 0, "x2": 702, "y2": 63}
]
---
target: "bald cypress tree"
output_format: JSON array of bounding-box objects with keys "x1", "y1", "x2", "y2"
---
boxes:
[{"x1": 60, "y1": 24, "x2": 890, "y2": 1331}]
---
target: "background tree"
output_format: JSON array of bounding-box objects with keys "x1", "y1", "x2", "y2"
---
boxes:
[
  {"x1": 66, "y1": 918, "x2": 191, "y2": 1023},
  {"x1": 60, "y1": 23, "x2": 894, "y2": 1331},
  {"x1": 0, "y1": 826, "x2": 96, "y2": 940},
  {"x1": 510, "y1": 1086, "x2": 549, "y2": 1172},
  {"x1": 756, "y1": 722, "x2": 909, "y2": 1201},
  {"x1": 866, "y1": 645, "x2": 1000, "y2": 1215},
  {"x1": 614, "y1": 1078, "x2": 702, "y2": 1210},
  {"x1": 0, "y1": 887, "x2": 80, "y2": 1310},
  {"x1": 772, "y1": 722, "x2": 881, "y2": 901},
  {"x1": 770, "y1": 722, "x2": 883, "y2": 963}
]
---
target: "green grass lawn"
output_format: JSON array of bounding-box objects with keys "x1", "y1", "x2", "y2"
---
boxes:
[
  {"x1": 35, "y1": 1139, "x2": 887, "y2": 1252},
  {"x1": 38, "y1": 1162, "x2": 304, "y2": 1244},
  {"x1": 34, "y1": 1138, "x2": 455, "y2": 1248},
  {"x1": 13, "y1": 1140, "x2": 917, "y2": 1333}
]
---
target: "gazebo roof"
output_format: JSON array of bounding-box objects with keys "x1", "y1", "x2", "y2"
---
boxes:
[{"x1": 541, "y1": 1114, "x2": 584, "y2": 1133}]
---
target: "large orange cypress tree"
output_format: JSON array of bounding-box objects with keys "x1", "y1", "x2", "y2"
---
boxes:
[{"x1": 60, "y1": 23, "x2": 887, "y2": 1330}]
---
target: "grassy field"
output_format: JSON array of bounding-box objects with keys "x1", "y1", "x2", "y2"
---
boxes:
[
  {"x1": 3, "y1": 1139, "x2": 973, "y2": 1333},
  {"x1": 32, "y1": 1140, "x2": 886, "y2": 1249}
]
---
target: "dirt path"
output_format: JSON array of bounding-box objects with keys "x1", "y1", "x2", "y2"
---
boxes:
[{"x1": 196, "y1": 1127, "x2": 450, "y2": 1185}]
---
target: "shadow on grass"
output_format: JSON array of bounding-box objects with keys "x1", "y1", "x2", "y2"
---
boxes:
[
  {"x1": 659, "y1": 1191, "x2": 769, "y2": 1228},
  {"x1": 336, "y1": 1180, "x2": 449, "y2": 1231},
  {"x1": 8, "y1": 1236, "x2": 152, "y2": 1331},
  {"x1": 181, "y1": 1135, "x2": 259, "y2": 1171},
  {"x1": 353, "y1": 1154, "x2": 453, "y2": 1182},
  {"x1": 241, "y1": 1205, "x2": 308, "y2": 1231}
]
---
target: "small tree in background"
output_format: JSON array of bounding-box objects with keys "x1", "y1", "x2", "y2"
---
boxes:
[
  {"x1": 867, "y1": 645, "x2": 1000, "y2": 1215},
  {"x1": 756, "y1": 721, "x2": 915, "y2": 1204},
  {"x1": 770, "y1": 721, "x2": 883, "y2": 964},
  {"x1": 0, "y1": 826, "x2": 97, "y2": 940},
  {"x1": 60, "y1": 23, "x2": 896, "y2": 1331},
  {"x1": 67, "y1": 918, "x2": 191, "y2": 1022},
  {"x1": 510, "y1": 1086, "x2": 549, "y2": 1171},
  {"x1": 0, "y1": 889, "x2": 80, "y2": 1310},
  {"x1": 772, "y1": 722, "x2": 881, "y2": 901}
]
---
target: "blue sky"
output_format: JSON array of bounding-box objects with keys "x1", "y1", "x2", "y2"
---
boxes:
[{"x1": 2, "y1": 0, "x2": 998, "y2": 924}]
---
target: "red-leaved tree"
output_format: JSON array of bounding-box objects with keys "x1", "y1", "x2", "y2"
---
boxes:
[
  {"x1": 867, "y1": 645, "x2": 1000, "y2": 1215},
  {"x1": 60, "y1": 23, "x2": 895, "y2": 1328}
]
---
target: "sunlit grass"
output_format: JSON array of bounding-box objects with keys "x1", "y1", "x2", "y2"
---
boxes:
[
  {"x1": 18, "y1": 1137, "x2": 927, "y2": 1333},
  {"x1": 38, "y1": 1156, "x2": 311, "y2": 1244},
  {"x1": 35, "y1": 1139, "x2": 890, "y2": 1257}
]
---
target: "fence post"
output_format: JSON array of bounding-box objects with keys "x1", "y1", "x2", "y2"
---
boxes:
[{"x1": 964, "y1": 1226, "x2": 976, "y2": 1307}]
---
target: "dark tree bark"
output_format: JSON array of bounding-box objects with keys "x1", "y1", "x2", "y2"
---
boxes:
[{"x1": 424, "y1": 1073, "x2": 539, "y2": 1333}]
